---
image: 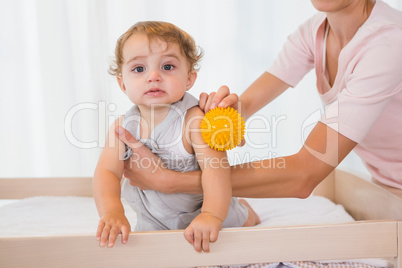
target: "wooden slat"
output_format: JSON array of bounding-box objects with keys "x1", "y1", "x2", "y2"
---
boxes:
[
  {"x1": 373, "y1": 179, "x2": 402, "y2": 199},
  {"x1": 1, "y1": 171, "x2": 400, "y2": 267},
  {"x1": 334, "y1": 170, "x2": 402, "y2": 221},
  {"x1": 313, "y1": 170, "x2": 335, "y2": 202},
  {"x1": 0, "y1": 221, "x2": 397, "y2": 268},
  {"x1": 0, "y1": 177, "x2": 93, "y2": 199}
]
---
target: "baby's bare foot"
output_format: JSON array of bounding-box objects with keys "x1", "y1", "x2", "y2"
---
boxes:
[{"x1": 239, "y1": 198, "x2": 261, "y2": 226}]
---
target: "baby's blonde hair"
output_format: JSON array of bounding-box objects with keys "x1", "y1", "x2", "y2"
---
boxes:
[{"x1": 109, "y1": 21, "x2": 203, "y2": 76}]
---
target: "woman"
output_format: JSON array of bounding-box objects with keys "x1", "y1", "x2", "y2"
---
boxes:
[{"x1": 115, "y1": 0, "x2": 402, "y2": 198}]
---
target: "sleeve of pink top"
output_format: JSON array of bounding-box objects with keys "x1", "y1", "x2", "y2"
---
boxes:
[
  {"x1": 266, "y1": 16, "x2": 316, "y2": 87},
  {"x1": 321, "y1": 29, "x2": 402, "y2": 143}
]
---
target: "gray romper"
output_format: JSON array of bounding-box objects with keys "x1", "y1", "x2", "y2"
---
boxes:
[{"x1": 121, "y1": 93, "x2": 248, "y2": 231}]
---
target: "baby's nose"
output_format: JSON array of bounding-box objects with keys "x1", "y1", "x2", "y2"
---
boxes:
[{"x1": 147, "y1": 69, "x2": 161, "y2": 82}]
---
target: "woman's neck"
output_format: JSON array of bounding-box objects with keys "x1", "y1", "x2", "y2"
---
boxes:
[{"x1": 326, "y1": 0, "x2": 375, "y2": 49}]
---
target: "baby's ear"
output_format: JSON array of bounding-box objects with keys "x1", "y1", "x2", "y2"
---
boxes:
[
  {"x1": 186, "y1": 71, "x2": 197, "y2": 90},
  {"x1": 117, "y1": 75, "x2": 126, "y2": 93}
]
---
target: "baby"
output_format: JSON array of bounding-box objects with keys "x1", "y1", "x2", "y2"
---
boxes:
[{"x1": 93, "y1": 21, "x2": 260, "y2": 253}]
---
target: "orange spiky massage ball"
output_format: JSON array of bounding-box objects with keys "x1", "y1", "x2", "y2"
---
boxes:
[{"x1": 200, "y1": 107, "x2": 245, "y2": 151}]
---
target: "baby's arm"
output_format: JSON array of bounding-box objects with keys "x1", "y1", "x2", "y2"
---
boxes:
[
  {"x1": 183, "y1": 107, "x2": 232, "y2": 253},
  {"x1": 93, "y1": 116, "x2": 131, "y2": 247}
]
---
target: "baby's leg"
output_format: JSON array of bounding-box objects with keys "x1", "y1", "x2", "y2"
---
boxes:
[{"x1": 239, "y1": 199, "x2": 261, "y2": 227}]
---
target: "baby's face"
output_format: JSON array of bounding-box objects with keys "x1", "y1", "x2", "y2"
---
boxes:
[{"x1": 117, "y1": 33, "x2": 197, "y2": 109}]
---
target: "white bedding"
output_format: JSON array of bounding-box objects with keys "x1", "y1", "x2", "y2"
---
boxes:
[
  {"x1": 0, "y1": 197, "x2": 136, "y2": 237},
  {"x1": 0, "y1": 196, "x2": 353, "y2": 237}
]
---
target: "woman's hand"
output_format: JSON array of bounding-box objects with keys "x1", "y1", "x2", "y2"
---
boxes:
[
  {"x1": 199, "y1": 85, "x2": 240, "y2": 113},
  {"x1": 199, "y1": 86, "x2": 245, "y2": 146},
  {"x1": 96, "y1": 212, "x2": 131, "y2": 248},
  {"x1": 115, "y1": 126, "x2": 174, "y2": 192}
]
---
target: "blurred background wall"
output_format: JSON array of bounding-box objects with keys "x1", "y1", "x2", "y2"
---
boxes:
[{"x1": 1, "y1": 0, "x2": 400, "y2": 177}]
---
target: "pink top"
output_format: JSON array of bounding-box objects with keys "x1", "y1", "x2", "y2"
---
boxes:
[{"x1": 267, "y1": 0, "x2": 402, "y2": 189}]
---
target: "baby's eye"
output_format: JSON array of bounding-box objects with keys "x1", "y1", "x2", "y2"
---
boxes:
[
  {"x1": 133, "y1": 66, "x2": 145, "y2": 73},
  {"x1": 162, "y1": 64, "x2": 174, "y2": 71}
]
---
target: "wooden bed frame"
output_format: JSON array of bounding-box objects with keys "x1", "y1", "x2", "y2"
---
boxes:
[{"x1": 0, "y1": 169, "x2": 401, "y2": 268}]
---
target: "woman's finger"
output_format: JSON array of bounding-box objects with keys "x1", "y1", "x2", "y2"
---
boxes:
[
  {"x1": 115, "y1": 126, "x2": 157, "y2": 161},
  {"x1": 115, "y1": 126, "x2": 143, "y2": 150},
  {"x1": 239, "y1": 138, "x2": 246, "y2": 147},
  {"x1": 116, "y1": 126, "x2": 161, "y2": 168},
  {"x1": 218, "y1": 93, "x2": 239, "y2": 109},
  {"x1": 211, "y1": 85, "x2": 230, "y2": 109},
  {"x1": 199, "y1": 92, "x2": 208, "y2": 111},
  {"x1": 204, "y1": 92, "x2": 216, "y2": 113}
]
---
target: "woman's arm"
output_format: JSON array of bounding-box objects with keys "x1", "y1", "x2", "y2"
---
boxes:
[
  {"x1": 230, "y1": 122, "x2": 357, "y2": 198},
  {"x1": 116, "y1": 121, "x2": 356, "y2": 198},
  {"x1": 174, "y1": 121, "x2": 356, "y2": 198},
  {"x1": 240, "y1": 72, "x2": 290, "y2": 121}
]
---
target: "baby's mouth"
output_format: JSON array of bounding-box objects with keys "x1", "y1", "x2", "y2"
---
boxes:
[{"x1": 145, "y1": 88, "x2": 165, "y2": 96}]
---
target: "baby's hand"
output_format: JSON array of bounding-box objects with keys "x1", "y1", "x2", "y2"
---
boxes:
[
  {"x1": 96, "y1": 212, "x2": 131, "y2": 247},
  {"x1": 184, "y1": 212, "x2": 223, "y2": 253}
]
